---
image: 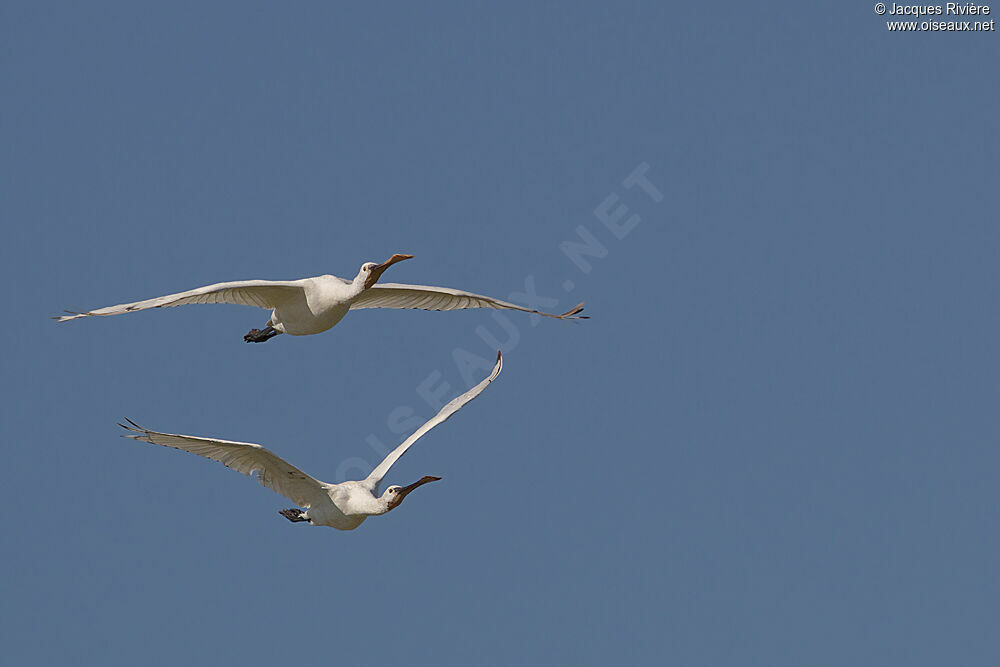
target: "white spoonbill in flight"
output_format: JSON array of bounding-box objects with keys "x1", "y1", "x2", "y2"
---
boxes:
[
  {"x1": 55, "y1": 254, "x2": 587, "y2": 342},
  {"x1": 119, "y1": 351, "x2": 503, "y2": 531}
]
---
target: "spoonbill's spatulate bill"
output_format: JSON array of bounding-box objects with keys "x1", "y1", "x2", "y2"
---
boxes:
[
  {"x1": 119, "y1": 351, "x2": 503, "y2": 531},
  {"x1": 55, "y1": 254, "x2": 587, "y2": 342}
]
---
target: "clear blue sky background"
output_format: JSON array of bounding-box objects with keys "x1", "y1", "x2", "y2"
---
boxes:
[{"x1": 3, "y1": 3, "x2": 998, "y2": 665}]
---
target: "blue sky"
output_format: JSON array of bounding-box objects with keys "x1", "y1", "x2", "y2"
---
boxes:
[{"x1": 3, "y1": 2, "x2": 999, "y2": 665}]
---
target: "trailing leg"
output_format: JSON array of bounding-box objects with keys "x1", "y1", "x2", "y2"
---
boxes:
[
  {"x1": 279, "y1": 508, "x2": 310, "y2": 523},
  {"x1": 244, "y1": 326, "x2": 280, "y2": 343}
]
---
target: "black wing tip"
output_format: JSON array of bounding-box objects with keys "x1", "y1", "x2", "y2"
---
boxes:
[
  {"x1": 559, "y1": 301, "x2": 588, "y2": 319},
  {"x1": 118, "y1": 417, "x2": 145, "y2": 432}
]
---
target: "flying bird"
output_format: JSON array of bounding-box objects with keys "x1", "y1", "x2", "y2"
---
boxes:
[
  {"x1": 55, "y1": 254, "x2": 587, "y2": 342},
  {"x1": 119, "y1": 351, "x2": 503, "y2": 531}
]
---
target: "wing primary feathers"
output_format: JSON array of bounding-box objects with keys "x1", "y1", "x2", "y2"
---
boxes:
[
  {"x1": 364, "y1": 350, "x2": 503, "y2": 487},
  {"x1": 353, "y1": 284, "x2": 592, "y2": 320},
  {"x1": 119, "y1": 417, "x2": 144, "y2": 433},
  {"x1": 117, "y1": 419, "x2": 327, "y2": 508},
  {"x1": 556, "y1": 302, "x2": 588, "y2": 319}
]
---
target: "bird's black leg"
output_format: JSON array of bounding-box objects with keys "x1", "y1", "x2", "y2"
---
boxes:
[
  {"x1": 279, "y1": 509, "x2": 310, "y2": 523},
  {"x1": 244, "y1": 326, "x2": 280, "y2": 343}
]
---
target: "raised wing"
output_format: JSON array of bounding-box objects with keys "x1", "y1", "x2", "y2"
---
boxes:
[
  {"x1": 120, "y1": 419, "x2": 328, "y2": 509},
  {"x1": 365, "y1": 351, "x2": 503, "y2": 491},
  {"x1": 350, "y1": 283, "x2": 586, "y2": 320},
  {"x1": 55, "y1": 279, "x2": 305, "y2": 322}
]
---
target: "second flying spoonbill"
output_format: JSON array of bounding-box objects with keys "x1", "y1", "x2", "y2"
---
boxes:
[
  {"x1": 119, "y1": 351, "x2": 503, "y2": 531},
  {"x1": 55, "y1": 254, "x2": 587, "y2": 342}
]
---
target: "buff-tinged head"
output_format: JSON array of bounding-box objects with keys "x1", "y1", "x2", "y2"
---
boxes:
[{"x1": 357, "y1": 254, "x2": 414, "y2": 289}]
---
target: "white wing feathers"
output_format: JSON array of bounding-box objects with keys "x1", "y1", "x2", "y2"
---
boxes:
[
  {"x1": 351, "y1": 283, "x2": 587, "y2": 320},
  {"x1": 120, "y1": 419, "x2": 328, "y2": 508},
  {"x1": 365, "y1": 350, "x2": 503, "y2": 490},
  {"x1": 55, "y1": 280, "x2": 304, "y2": 322}
]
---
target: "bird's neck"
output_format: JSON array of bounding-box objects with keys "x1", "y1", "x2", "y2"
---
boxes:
[
  {"x1": 350, "y1": 276, "x2": 368, "y2": 298},
  {"x1": 341, "y1": 276, "x2": 365, "y2": 301},
  {"x1": 351, "y1": 492, "x2": 391, "y2": 516}
]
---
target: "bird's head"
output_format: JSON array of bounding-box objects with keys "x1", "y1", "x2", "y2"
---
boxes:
[
  {"x1": 357, "y1": 254, "x2": 414, "y2": 289},
  {"x1": 382, "y1": 475, "x2": 441, "y2": 512}
]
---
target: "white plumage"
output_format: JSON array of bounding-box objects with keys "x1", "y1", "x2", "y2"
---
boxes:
[
  {"x1": 55, "y1": 254, "x2": 586, "y2": 342},
  {"x1": 121, "y1": 351, "x2": 503, "y2": 531}
]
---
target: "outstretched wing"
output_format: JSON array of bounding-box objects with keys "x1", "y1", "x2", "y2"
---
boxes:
[
  {"x1": 350, "y1": 283, "x2": 586, "y2": 320},
  {"x1": 121, "y1": 419, "x2": 328, "y2": 508},
  {"x1": 55, "y1": 280, "x2": 305, "y2": 322},
  {"x1": 364, "y1": 351, "x2": 503, "y2": 491}
]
